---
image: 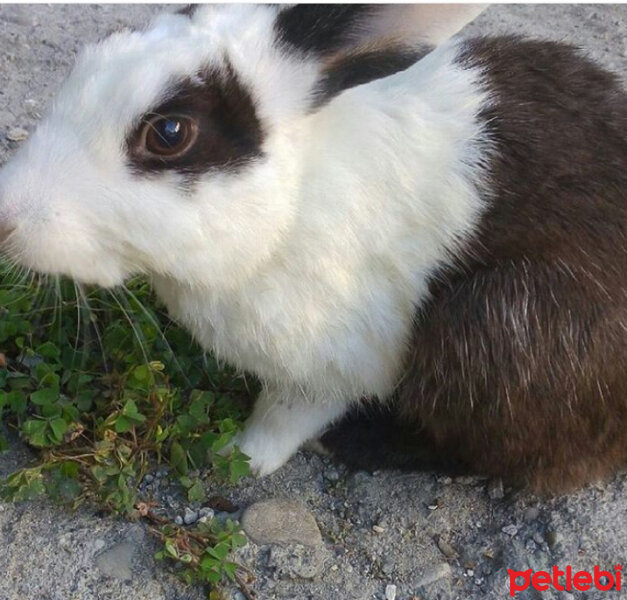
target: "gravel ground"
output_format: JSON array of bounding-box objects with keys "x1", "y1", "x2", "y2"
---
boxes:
[{"x1": 1, "y1": 5, "x2": 627, "y2": 600}]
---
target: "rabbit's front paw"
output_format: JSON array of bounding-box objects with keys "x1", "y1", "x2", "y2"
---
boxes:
[
  {"x1": 226, "y1": 388, "x2": 349, "y2": 476},
  {"x1": 235, "y1": 426, "x2": 296, "y2": 476}
]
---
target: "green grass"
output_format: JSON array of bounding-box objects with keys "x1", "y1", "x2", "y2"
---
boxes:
[{"x1": 0, "y1": 260, "x2": 255, "y2": 597}]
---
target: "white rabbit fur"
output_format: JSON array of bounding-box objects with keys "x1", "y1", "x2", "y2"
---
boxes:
[{"x1": 0, "y1": 5, "x2": 488, "y2": 474}]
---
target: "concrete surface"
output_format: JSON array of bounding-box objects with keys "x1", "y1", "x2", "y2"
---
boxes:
[{"x1": 1, "y1": 5, "x2": 627, "y2": 600}]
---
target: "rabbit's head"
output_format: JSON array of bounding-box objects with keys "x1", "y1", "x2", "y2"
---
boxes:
[{"x1": 0, "y1": 5, "x2": 483, "y2": 289}]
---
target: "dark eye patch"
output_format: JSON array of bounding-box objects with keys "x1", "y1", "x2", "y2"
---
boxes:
[{"x1": 127, "y1": 65, "x2": 264, "y2": 177}]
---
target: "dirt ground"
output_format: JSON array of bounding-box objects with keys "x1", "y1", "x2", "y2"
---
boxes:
[{"x1": 1, "y1": 5, "x2": 627, "y2": 600}]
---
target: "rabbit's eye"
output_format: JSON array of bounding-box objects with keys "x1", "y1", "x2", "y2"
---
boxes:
[
  {"x1": 142, "y1": 115, "x2": 198, "y2": 158},
  {"x1": 127, "y1": 72, "x2": 263, "y2": 176}
]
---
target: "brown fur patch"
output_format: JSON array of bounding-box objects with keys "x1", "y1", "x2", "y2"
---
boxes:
[{"x1": 324, "y1": 37, "x2": 627, "y2": 493}]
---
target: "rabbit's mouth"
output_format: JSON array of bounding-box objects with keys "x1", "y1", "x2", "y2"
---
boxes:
[{"x1": 0, "y1": 211, "x2": 132, "y2": 289}]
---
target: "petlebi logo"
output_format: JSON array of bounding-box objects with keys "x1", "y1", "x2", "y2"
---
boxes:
[{"x1": 508, "y1": 564, "x2": 622, "y2": 597}]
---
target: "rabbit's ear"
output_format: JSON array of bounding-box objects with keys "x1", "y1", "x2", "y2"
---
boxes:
[
  {"x1": 276, "y1": 4, "x2": 485, "y2": 106},
  {"x1": 276, "y1": 4, "x2": 486, "y2": 58},
  {"x1": 351, "y1": 4, "x2": 486, "y2": 49}
]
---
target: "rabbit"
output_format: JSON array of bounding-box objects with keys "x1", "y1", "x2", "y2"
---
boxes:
[{"x1": 1, "y1": 4, "x2": 627, "y2": 492}]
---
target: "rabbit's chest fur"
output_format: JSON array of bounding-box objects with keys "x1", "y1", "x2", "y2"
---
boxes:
[
  {"x1": 155, "y1": 250, "x2": 425, "y2": 399},
  {"x1": 154, "y1": 42, "x2": 490, "y2": 401}
]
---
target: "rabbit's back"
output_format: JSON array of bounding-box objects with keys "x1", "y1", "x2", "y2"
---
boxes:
[
  {"x1": 461, "y1": 36, "x2": 627, "y2": 265},
  {"x1": 326, "y1": 37, "x2": 627, "y2": 491}
]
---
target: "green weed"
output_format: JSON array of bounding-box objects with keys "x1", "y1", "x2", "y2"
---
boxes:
[{"x1": 0, "y1": 262, "x2": 255, "y2": 597}]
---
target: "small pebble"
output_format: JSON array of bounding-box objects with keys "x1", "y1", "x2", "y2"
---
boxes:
[
  {"x1": 6, "y1": 127, "x2": 28, "y2": 142},
  {"x1": 385, "y1": 584, "x2": 397, "y2": 600},
  {"x1": 487, "y1": 479, "x2": 504, "y2": 500},
  {"x1": 183, "y1": 507, "x2": 198, "y2": 525},
  {"x1": 198, "y1": 507, "x2": 215, "y2": 520},
  {"x1": 414, "y1": 563, "x2": 452, "y2": 588},
  {"x1": 502, "y1": 524, "x2": 518, "y2": 537},
  {"x1": 174, "y1": 516, "x2": 183, "y2": 526},
  {"x1": 93, "y1": 539, "x2": 106, "y2": 551},
  {"x1": 143, "y1": 474, "x2": 154, "y2": 484},
  {"x1": 533, "y1": 532, "x2": 545, "y2": 545},
  {"x1": 372, "y1": 525, "x2": 385, "y2": 534},
  {"x1": 546, "y1": 529, "x2": 563, "y2": 549},
  {"x1": 242, "y1": 498, "x2": 322, "y2": 546},
  {"x1": 436, "y1": 537, "x2": 458, "y2": 559},
  {"x1": 215, "y1": 508, "x2": 242, "y2": 523},
  {"x1": 19, "y1": 354, "x2": 43, "y2": 369},
  {"x1": 381, "y1": 557, "x2": 395, "y2": 575},
  {"x1": 524, "y1": 506, "x2": 540, "y2": 521},
  {"x1": 164, "y1": 495, "x2": 178, "y2": 509},
  {"x1": 454, "y1": 475, "x2": 477, "y2": 485},
  {"x1": 324, "y1": 467, "x2": 340, "y2": 482}
]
